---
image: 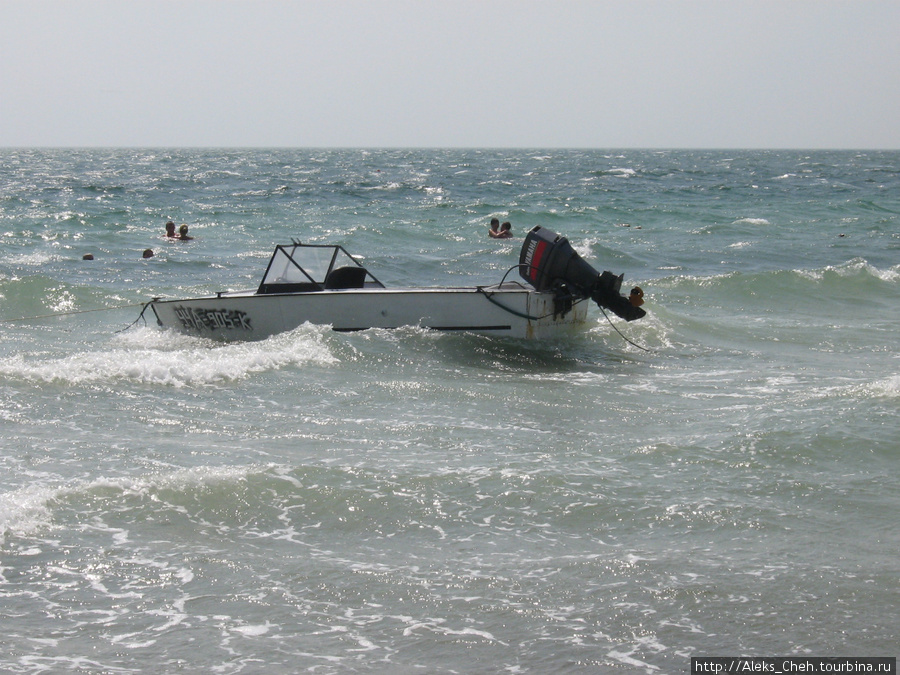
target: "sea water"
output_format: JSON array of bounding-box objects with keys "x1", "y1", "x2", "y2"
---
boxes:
[{"x1": 0, "y1": 149, "x2": 897, "y2": 673}]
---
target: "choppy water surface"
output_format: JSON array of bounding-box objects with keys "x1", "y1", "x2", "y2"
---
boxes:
[{"x1": 1, "y1": 149, "x2": 898, "y2": 673}]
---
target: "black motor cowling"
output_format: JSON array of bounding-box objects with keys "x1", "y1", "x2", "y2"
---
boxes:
[{"x1": 519, "y1": 226, "x2": 646, "y2": 321}]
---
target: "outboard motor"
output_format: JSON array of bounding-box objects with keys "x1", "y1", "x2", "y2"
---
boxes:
[{"x1": 519, "y1": 226, "x2": 646, "y2": 321}]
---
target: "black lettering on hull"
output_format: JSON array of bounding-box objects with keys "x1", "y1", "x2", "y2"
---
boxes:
[{"x1": 173, "y1": 306, "x2": 253, "y2": 332}]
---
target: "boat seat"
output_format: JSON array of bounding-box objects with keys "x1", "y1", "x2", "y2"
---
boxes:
[{"x1": 325, "y1": 266, "x2": 368, "y2": 289}]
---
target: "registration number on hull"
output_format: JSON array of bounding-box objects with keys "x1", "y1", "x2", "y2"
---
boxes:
[{"x1": 172, "y1": 306, "x2": 253, "y2": 332}]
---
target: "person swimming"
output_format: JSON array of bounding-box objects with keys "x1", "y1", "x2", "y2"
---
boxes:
[{"x1": 490, "y1": 221, "x2": 512, "y2": 239}]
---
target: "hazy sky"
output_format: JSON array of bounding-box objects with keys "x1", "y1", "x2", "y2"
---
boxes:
[{"x1": 2, "y1": 0, "x2": 898, "y2": 149}]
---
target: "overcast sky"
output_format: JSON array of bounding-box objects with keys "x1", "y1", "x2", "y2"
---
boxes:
[{"x1": 2, "y1": 0, "x2": 898, "y2": 149}]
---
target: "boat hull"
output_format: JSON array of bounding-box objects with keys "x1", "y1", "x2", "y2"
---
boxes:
[{"x1": 149, "y1": 286, "x2": 588, "y2": 341}]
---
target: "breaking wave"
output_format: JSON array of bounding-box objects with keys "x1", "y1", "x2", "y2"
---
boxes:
[{"x1": 0, "y1": 324, "x2": 338, "y2": 388}]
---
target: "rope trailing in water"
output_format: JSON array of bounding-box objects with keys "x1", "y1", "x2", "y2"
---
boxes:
[
  {"x1": 0, "y1": 302, "x2": 149, "y2": 326},
  {"x1": 597, "y1": 305, "x2": 653, "y2": 352},
  {"x1": 113, "y1": 301, "x2": 155, "y2": 334}
]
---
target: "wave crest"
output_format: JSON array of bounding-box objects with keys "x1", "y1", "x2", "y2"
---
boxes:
[{"x1": 0, "y1": 324, "x2": 337, "y2": 388}]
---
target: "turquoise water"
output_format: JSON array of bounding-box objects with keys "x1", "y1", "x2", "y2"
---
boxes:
[{"x1": 1, "y1": 149, "x2": 898, "y2": 673}]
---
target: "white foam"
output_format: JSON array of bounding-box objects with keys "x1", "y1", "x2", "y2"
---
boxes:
[
  {"x1": 232, "y1": 622, "x2": 273, "y2": 637},
  {"x1": 0, "y1": 483, "x2": 57, "y2": 544},
  {"x1": 861, "y1": 375, "x2": 900, "y2": 399},
  {"x1": 0, "y1": 324, "x2": 337, "y2": 388},
  {"x1": 795, "y1": 259, "x2": 900, "y2": 283},
  {"x1": 0, "y1": 464, "x2": 267, "y2": 544},
  {"x1": 573, "y1": 238, "x2": 596, "y2": 259},
  {"x1": 607, "y1": 648, "x2": 661, "y2": 671},
  {"x1": 90, "y1": 464, "x2": 266, "y2": 497},
  {"x1": 8, "y1": 251, "x2": 58, "y2": 266}
]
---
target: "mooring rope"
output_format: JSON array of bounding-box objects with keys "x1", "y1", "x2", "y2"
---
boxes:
[
  {"x1": 0, "y1": 302, "x2": 149, "y2": 326},
  {"x1": 113, "y1": 301, "x2": 156, "y2": 334},
  {"x1": 597, "y1": 305, "x2": 653, "y2": 352}
]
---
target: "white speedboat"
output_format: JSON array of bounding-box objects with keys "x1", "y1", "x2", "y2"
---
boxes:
[{"x1": 147, "y1": 226, "x2": 646, "y2": 341}]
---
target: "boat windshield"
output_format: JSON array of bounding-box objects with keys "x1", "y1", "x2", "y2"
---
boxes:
[{"x1": 258, "y1": 244, "x2": 381, "y2": 293}]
